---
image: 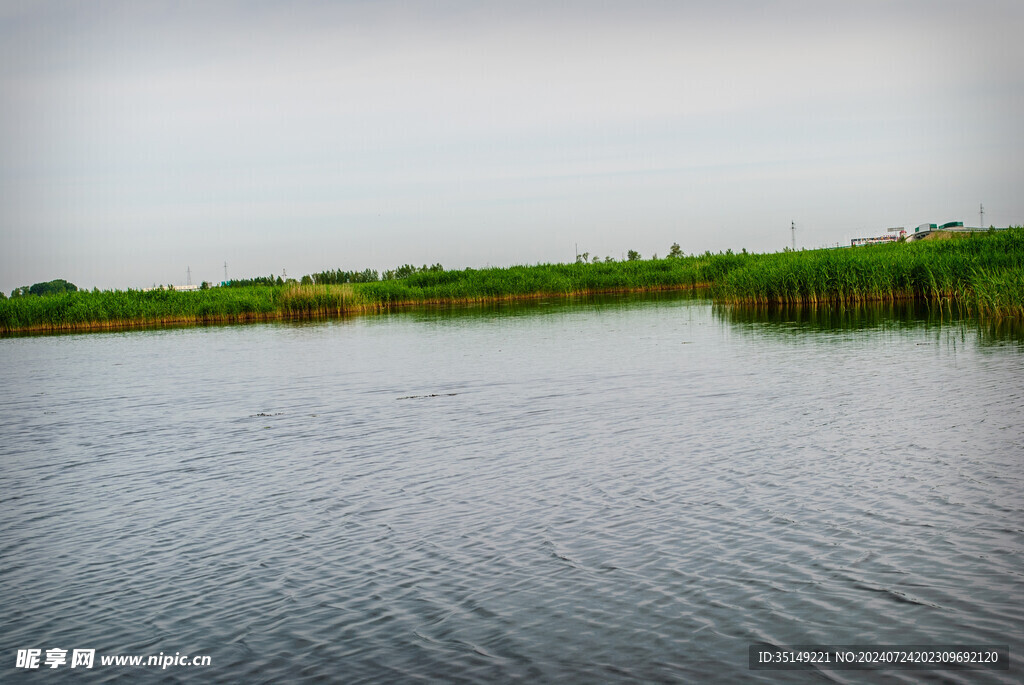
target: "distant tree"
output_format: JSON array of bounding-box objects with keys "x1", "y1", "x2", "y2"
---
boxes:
[
  {"x1": 0, "y1": 291, "x2": 6, "y2": 300},
  {"x1": 383, "y1": 264, "x2": 423, "y2": 280},
  {"x1": 592, "y1": 255, "x2": 600, "y2": 264},
  {"x1": 627, "y1": 250, "x2": 640, "y2": 261},
  {"x1": 300, "y1": 275, "x2": 313, "y2": 285},
  {"x1": 604, "y1": 256, "x2": 614, "y2": 263},
  {"x1": 222, "y1": 274, "x2": 280, "y2": 288},
  {"x1": 200, "y1": 281, "x2": 211, "y2": 290},
  {"x1": 651, "y1": 252, "x2": 658, "y2": 260},
  {"x1": 312, "y1": 267, "x2": 380, "y2": 284},
  {"x1": 668, "y1": 243, "x2": 682, "y2": 258},
  {"x1": 21, "y1": 279, "x2": 78, "y2": 297}
]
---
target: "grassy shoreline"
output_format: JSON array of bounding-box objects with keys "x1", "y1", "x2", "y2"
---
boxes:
[
  {"x1": 717, "y1": 228, "x2": 1024, "y2": 317},
  {"x1": 3, "y1": 228, "x2": 1022, "y2": 334}
]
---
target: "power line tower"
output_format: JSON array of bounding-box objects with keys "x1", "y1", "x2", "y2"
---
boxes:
[
  {"x1": 186, "y1": 266, "x2": 192, "y2": 286},
  {"x1": 791, "y1": 220, "x2": 796, "y2": 251}
]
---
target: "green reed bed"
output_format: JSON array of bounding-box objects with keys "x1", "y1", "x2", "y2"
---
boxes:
[
  {"x1": 0, "y1": 286, "x2": 283, "y2": 333},
  {"x1": 0, "y1": 259, "x2": 729, "y2": 333},
  {"x1": 2, "y1": 228, "x2": 1021, "y2": 334},
  {"x1": 715, "y1": 228, "x2": 1024, "y2": 316},
  {"x1": 966, "y1": 267, "x2": 1024, "y2": 319},
  {"x1": 279, "y1": 283, "x2": 372, "y2": 316},
  {"x1": 354, "y1": 255, "x2": 743, "y2": 305}
]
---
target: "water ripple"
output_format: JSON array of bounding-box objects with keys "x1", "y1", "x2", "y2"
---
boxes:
[{"x1": 1, "y1": 300, "x2": 1022, "y2": 683}]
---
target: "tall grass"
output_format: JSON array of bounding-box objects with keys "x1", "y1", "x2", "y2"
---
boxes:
[
  {"x1": 715, "y1": 228, "x2": 1024, "y2": 316},
  {"x1": 967, "y1": 267, "x2": 1024, "y2": 319},
  {"x1": 0, "y1": 286, "x2": 283, "y2": 333},
  {"x1": 355, "y1": 253, "x2": 750, "y2": 305},
  {"x1": 2, "y1": 228, "x2": 1021, "y2": 334},
  {"x1": 279, "y1": 283, "x2": 372, "y2": 316},
  {"x1": 0, "y1": 260, "x2": 728, "y2": 333}
]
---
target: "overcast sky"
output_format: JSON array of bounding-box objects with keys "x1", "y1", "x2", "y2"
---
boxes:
[{"x1": 2, "y1": 0, "x2": 1022, "y2": 292}]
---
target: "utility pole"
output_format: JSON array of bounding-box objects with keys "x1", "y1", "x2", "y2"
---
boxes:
[
  {"x1": 224, "y1": 261, "x2": 228, "y2": 281},
  {"x1": 791, "y1": 221, "x2": 796, "y2": 251},
  {"x1": 980, "y1": 203, "x2": 984, "y2": 228}
]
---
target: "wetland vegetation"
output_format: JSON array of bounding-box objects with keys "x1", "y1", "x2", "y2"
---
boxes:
[{"x1": 3, "y1": 227, "x2": 1021, "y2": 334}]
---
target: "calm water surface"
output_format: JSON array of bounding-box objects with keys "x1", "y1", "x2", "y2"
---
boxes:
[{"x1": 2, "y1": 294, "x2": 1022, "y2": 683}]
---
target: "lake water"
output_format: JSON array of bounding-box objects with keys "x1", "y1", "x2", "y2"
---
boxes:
[{"x1": 2, "y1": 293, "x2": 1022, "y2": 683}]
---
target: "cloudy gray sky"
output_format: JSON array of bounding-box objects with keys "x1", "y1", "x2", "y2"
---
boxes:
[{"x1": 2, "y1": 0, "x2": 1022, "y2": 292}]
